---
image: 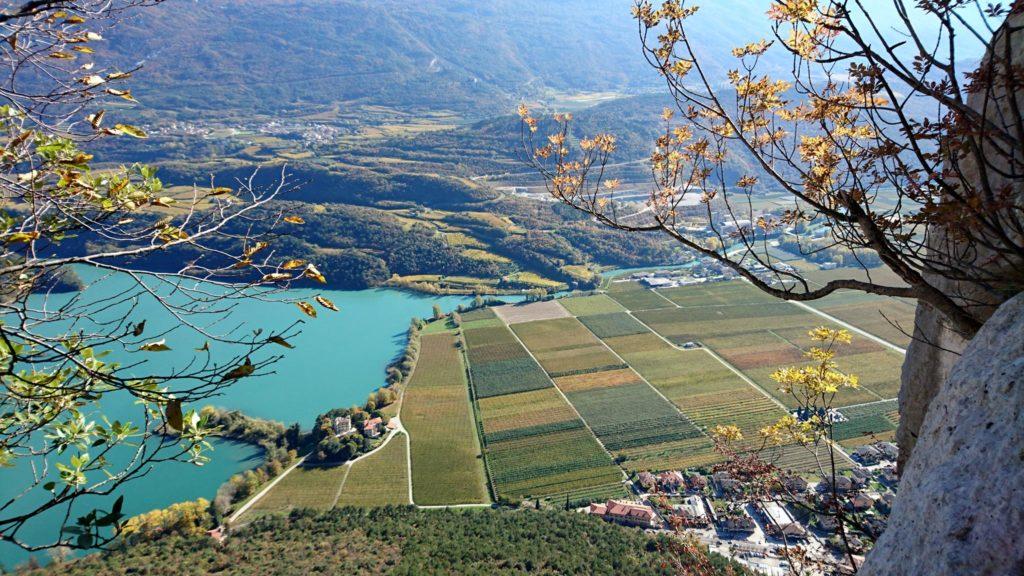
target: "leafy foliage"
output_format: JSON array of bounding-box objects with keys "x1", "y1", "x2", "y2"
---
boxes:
[{"x1": 30, "y1": 507, "x2": 748, "y2": 575}]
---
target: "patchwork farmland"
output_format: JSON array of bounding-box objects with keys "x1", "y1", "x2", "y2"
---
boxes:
[
  {"x1": 507, "y1": 314, "x2": 707, "y2": 472},
  {"x1": 629, "y1": 281, "x2": 906, "y2": 410},
  {"x1": 248, "y1": 277, "x2": 902, "y2": 514},
  {"x1": 474, "y1": 278, "x2": 906, "y2": 478},
  {"x1": 462, "y1": 308, "x2": 626, "y2": 503}
]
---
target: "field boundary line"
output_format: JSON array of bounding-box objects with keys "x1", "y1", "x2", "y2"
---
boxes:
[
  {"x1": 786, "y1": 299, "x2": 907, "y2": 355},
  {"x1": 839, "y1": 397, "x2": 899, "y2": 411},
  {"x1": 404, "y1": 432, "x2": 414, "y2": 505},
  {"x1": 624, "y1": 300, "x2": 793, "y2": 412},
  {"x1": 329, "y1": 463, "x2": 353, "y2": 508},
  {"x1": 458, "y1": 337, "x2": 499, "y2": 504},
  {"x1": 570, "y1": 316, "x2": 706, "y2": 438},
  {"x1": 228, "y1": 455, "x2": 307, "y2": 524},
  {"x1": 501, "y1": 321, "x2": 627, "y2": 481}
]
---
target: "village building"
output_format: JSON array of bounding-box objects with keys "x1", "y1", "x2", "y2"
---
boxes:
[
  {"x1": 819, "y1": 474, "x2": 854, "y2": 494},
  {"x1": 363, "y1": 416, "x2": 383, "y2": 438},
  {"x1": 758, "y1": 501, "x2": 808, "y2": 541},
  {"x1": 686, "y1": 472, "x2": 708, "y2": 491},
  {"x1": 332, "y1": 415, "x2": 355, "y2": 437},
  {"x1": 779, "y1": 474, "x2": 809, "y2": 494},
  {"x1": 587, "y1": 500, "x2": 660, "y2": 529},
  {"x1": 636, "y1": 471, "x2": 657, "y2": 492},
  {"x1": 854, "y1": 444, "x2": 883, "y2": 464},
  {"x1": 671, "y1": 495, "x2": 710, "y2": 528},
  {"x1": 815, "y1": 512, "x2": 840, "y2": 531},
  {"x1": 875, "y1": 441, "x2": 898, "y2": 461},
  {"x1": 712, "y1": 471, "x2": 743, "y2": 498},
  {"x1": 657, "y1": 470, "x2": 686, "y2": 493},
  {"x1": 717, "y1": 511, "x2": 756, "y2": 534},
  {"x1": 846, "y1": 492, "x2": 875, "y2": 513}
]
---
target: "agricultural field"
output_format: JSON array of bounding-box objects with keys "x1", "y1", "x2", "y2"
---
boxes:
[
  {"x1": 633, "y1": 280, "x2": 905, "y2": 409},
  {"x1": 834, "y1": 400, "x2": 900, "y2": 448},
  {"x1": 493, "y1": 300, "x2": 571, "y2": 324},
  {"x1": 249, "y1": 464, "x2": 351, "y2": 514},
  {"x1": 462, "y1": 323, "x2": 551, "y2": 398},
  {"x1": 402, "y1": 333, "x2": 489, "y2": 505},
  {"x1": 334, "y1": 433, "x2": 411, "y2": 507},
  {"x1": 601, "y1": 331, "x2": 782, "y2": 455},
  {"x1": 510, "y1": 318, "x2": 625, "y2": 376},
  {"x1": 510, "y1": 316, "x2": 710, "y2": 472},
  {"x1": 577, "y1": 312, "x2": 649, "y2": 339},
  {"x1": 807, "y1": 290, "x2": 916, "y2": 349},
  {"x1": 464, "y1": 319, "x2": 625, "y2": 502},
  {"x1": 556, "y1": 294, "x2": 626, "y2": 317},
  {"x1": 606, "y1": 280, "x2": 676, "y2": 311}
]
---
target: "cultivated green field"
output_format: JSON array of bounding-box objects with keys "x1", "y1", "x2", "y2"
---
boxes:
[
  {"x1": 631, "y1": 281, "x2": 905, "y2": 409},
  {"x1": 557, "y1": 294, "x2": 626, "y2": 317},
  {"x1": 403, "y1": 333, "x2": 489, "y2": 505},
  {"x1": 463, "y1": 320, "x2": 625, "y2": 502},
  {"x1": 334, "y1": 433, "x2": 411, "y2": 507},
  {"x1": 509, "y1": 316, "x2": 713, "y2": 472},
  {"x1": 606, "y1": 280, "x2": 675, "y2": 311},
  {"x1": 807, "y1": 290, "x2": 916, "y2": 349},
  {"x1": 250, "y1": 464, "x2": 350, "y2": 513}
]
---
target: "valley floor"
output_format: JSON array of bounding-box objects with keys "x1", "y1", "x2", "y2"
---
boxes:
[{"x1": 242, "y1": 277, "x2": 905, "y2": 514}]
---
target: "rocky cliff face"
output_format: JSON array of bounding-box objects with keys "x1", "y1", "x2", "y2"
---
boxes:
[
  {"x1": 896, "y1": 12, "x2": 1024, "y2": 469},
  {"x1": 861, "y1": 293, "x2": 1024, "y2": 575}
]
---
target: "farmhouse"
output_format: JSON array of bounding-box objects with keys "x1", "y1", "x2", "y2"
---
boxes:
[
  {"x1": 588, "y1": 500, "x2": 660, "y2": 529},
  {"x1": 657, "y1": 470, "x2": 686, "y2": 493},
  {"x1": 363, "y1": 417, "x2": 383, "y2": 438},
  {"x1": 637, "y1": 471, "x2": 657, "y2": 492}
]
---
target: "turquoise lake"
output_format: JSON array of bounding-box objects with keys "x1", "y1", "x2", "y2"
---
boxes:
[{"x1": 0, "y1": 267, "x2": 479, "y2": 567}]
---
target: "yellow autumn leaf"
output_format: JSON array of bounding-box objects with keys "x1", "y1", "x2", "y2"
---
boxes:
[
  {"x1": 260, "y1": 272, "x2": 292, "y2": 283},
  {"x1": 86, "y1": 110, "x2": 105, "y2": 129},
  {"x1": 139, "y1": 339, "x2": 171, "y2": 352},
  {"x1": 295, "y1": 301, "x2": 317, "y2": 318},
  {"x1": 303, "y1": 263, "x2": 326, "y2": 284},
  {"x1": 281, "y1": 259, "x2": 306, "y2": 270},
  {"x1": 283, "y1": 215, "x2": 305, "y2": 224},
  {"x1": 315, "y1": 295, "x2": 339, "y2": 312},
  {"x1": 244, "y1": 241, "x2": 269, "y2": 258},
  {"x1": 113, "y1": 124, "x2": 147, "y2": 138}
]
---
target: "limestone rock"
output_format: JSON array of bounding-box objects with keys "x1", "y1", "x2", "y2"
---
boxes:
[{"x1": 860, "y1": 293, "x2": 1024, "y2": 575}]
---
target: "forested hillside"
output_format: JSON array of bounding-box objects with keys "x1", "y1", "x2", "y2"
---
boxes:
[{"x1": 31, "y1": 507, "x2": 747, "y2": 576}]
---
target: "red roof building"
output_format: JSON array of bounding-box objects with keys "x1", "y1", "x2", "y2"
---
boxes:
[
  {"x1": 597, "y1": 500, "x2": 660, "y2": 529},
  {"x1": 363, "y1": 417, "x2": 383, "y2": 438}
]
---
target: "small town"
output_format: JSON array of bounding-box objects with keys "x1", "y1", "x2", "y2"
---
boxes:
[{"x1": 579, "y1": 439, "x2": 900, "y2": 576}]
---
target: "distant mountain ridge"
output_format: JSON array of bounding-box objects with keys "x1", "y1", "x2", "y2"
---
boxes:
[{"x1": 103, "y1": 0, "x2": 776, "y2": 119}]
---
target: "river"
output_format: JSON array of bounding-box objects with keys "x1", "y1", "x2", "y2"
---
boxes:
[{"x1": 0, "y1": 267, "x2": 477, "y2": 568}]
